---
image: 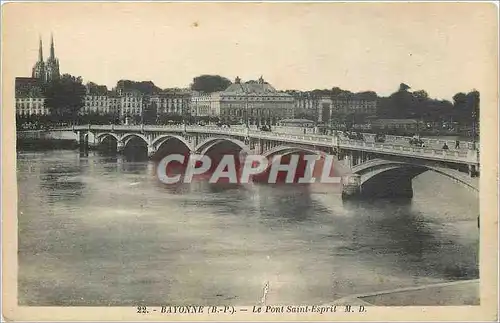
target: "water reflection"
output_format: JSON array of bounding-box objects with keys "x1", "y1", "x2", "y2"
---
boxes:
[
  {"x1": 251, "y1": 184, "x2": 319, "y2": 223},
  {"x1": 17, "y1": 150, "x2": 479, "y2": 306},
  {"x1": 341, "y1": 198, "x2": 479, "y2": 281}
]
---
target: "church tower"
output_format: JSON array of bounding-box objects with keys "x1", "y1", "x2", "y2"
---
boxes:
[
  {"x1": 45, "y1": 34, "x2": 60, "y2": 82},
  {"x1": 31, "y1": 36, "x2": 46, "y2": 82}
]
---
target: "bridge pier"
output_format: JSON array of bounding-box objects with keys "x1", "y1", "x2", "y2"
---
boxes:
[
  {"x1": 341, "y1": 175, "x2": 361, "y2": 199},
  {"x1": 76, "y1": 131, "x2": 89, "y2": 151},
  {"x1": 117, "y1": 141, "x2": 125, "y2": 154},
  {"x1": 342, "y1": 175, "x2": 414, "y2": 200},
  {"x1": 147, "y1": 145, "x2": 157, "y2": 158},
  {"x1": 468, "y1": 164, "x2": 479, "y2": 178}
]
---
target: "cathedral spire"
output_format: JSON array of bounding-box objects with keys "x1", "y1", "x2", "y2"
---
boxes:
[
  {"x1": 45, "y1": 33, "x2": 60, "y2": 82},
  {"x1": 50, "y1": 33, "x2": 55, "y2": 59},
  {"x1": 38, "y1": 36, "x2": 43, "y2": 62}
]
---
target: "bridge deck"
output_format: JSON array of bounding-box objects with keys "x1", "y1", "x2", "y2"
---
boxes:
[{"x1": 55, "y1": 125, "x2": 479, "y2": 165}]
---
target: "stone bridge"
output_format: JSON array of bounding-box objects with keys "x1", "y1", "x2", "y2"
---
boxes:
[{"x1": 66, "y1": 124, "x2": 479, "y2": 198}]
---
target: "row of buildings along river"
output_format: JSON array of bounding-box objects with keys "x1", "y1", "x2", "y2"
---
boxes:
[{"x1": 15, "y1": 36, "x2": 384, "y2": 128}]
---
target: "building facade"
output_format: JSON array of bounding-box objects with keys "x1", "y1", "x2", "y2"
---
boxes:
[
  {"x1": 191, "y1": 91, "x2": 221, "y2": 118},
  {"x1": 150, "y1": 91, "x2": 190, "y2": 117},
  {"x1": 219, "y1": 76, "x2": 294, "y2": 125},
  {"x1": 16, "y1": 96, "x2": 48, "y2": 116},
  {"x1": 82, "y1": 94, "x2": 111, "y2": 115},
  {"x1": 117, "y1": 89, "x2": 144, "y2": 119},
  {"x1": 292, "y1": 93, "x2": 320, "y2": 122},
  {"x1": 15, "y1": 77, "x2": 48, "y2": 116},
  {"x1": 331, "y1": 94, "x2": 377, "y2": 115}
]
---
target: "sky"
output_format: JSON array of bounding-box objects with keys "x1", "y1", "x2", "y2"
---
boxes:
[{"x1": 2, "y1": 2, "x2": 498, "y2": 100}]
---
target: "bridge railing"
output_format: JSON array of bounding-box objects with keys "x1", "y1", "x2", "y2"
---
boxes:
[
  {"x1": 66, "y1": 125, "x2": 478, "y2": 164},
  {"x1": 339, "y1": 139, "x2": 478, "y2": 163},
  {"x1": 67, "y1": 125, "x2": 477, "y2": 148},
  {"x1": 248, "y1": 131, "x2": 333, "y2": 145}
]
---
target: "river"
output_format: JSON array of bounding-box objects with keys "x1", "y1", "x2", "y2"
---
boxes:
[{"x1": 17, "y1": 149, "x2": 479, "y2": 306}]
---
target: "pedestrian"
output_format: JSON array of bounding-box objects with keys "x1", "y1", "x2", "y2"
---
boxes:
[
  {"x1": 455, "y1": 140, "x2": 460, "y2": 149},
  {"x1": 442, "y1": 143, "x2": 449, "y2": 150}
]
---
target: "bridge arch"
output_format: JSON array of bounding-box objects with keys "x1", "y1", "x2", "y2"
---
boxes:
[
  {"x1": 351, "y1": 158, "x2": 479, "y2": 198},
  {"x1": 120, "y1": 133, "x2": 149, "y2": 147},
  {"x1": 151, "y1": 135, "x2": 193, "y2": 151},
  {"x1": 253, "y1": 145, "x2": 342, "y2": 184},
  {"x1": 96, "y1": 132, "x2": 120, "y2": 143},
  {"x1": 194, "y1": 137, "x2": 250, "y2": 155}
]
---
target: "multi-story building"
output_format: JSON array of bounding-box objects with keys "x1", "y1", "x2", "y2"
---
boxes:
[
  {"x1": 15, "y1": 77, "x2": 48, "y2": 116},
  {"x1": 292, "y1": 93, "x2": 320, "y2": 121},
  {"x1": 191, "y1": 91, "x2": 221, "y2": 117},
  {"x1": 331, "y1": 93, "x2": 377, "y2": 115},
  {"x1": 318, "y1": 97, "x2": 333, "y2": 123},
  {"x1": 108, "y1": 93, "x2": 121, "y2": 118},
  {"x1": 150, "y1": 91, "x2": 191, "y2": 116},
  {"x1": 82, "y1": 83, "x2": 112, "y2": 115},
  {"x1": 117, "y1": 88, "x2": 144, "y2": 119},
  {"x1": 219, "y1": 76, "x2": 294, "y2": 125},
  {"x1": 16, "y1": 96, "x2": 48, "y2": 116},
  {"x1": 82, "y1": 95, "x2": 111, "y2": 115}
]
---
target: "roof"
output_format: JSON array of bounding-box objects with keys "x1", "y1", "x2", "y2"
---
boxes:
[
  {"x1": 221, "y1": 78, "x2": 292, "y2": 98},
  {"x1": 15, "y1": 77, "x2": 44, "y2": 97}
]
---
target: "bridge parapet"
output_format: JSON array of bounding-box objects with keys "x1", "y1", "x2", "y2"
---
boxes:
[
  {"x1": 338, "y1": 139, "x2": 478, "y2": 164},
  {"x1": 61, "y1": 125, "x2": 479, "y2": 165}
]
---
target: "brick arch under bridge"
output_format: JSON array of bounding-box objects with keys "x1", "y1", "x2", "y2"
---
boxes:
[{"x1": 351, "y1": 158, "x2": 479, "y2": 198}]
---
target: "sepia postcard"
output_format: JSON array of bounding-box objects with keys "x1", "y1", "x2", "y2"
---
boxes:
[{"x1": 1, "y1": 1, "x2": 499, "y2": 321}]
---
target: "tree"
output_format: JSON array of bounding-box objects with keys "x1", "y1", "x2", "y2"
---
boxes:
[
  {"x1": 354, "y1": 91, "x2": 377, "y2": 101},
  {"x1": 331, "y1": 87, "x2": 344, "y2": 97},
  {"x1": 116, "y1": 80, "x2": 161, "y2": 95},
  {"x1": 467, "y1": 90, "x2": 480, "y2": 120},
  {"x1": 452, "y1": 92, "x2": 468, "y2": 123},
  {"x1": 86, "y1": 82, "x2": 108, "y2": 95},
  {"x1": 190, "y1": 75, "x2": 232, "y2": 93},
  {"x1": 143, "y1": 101, "x2": 158, "y2": 125},
  {"x1": 383, "y1": 88, "x2": 413, "y2": 118},
  {"x1": 412, "y1": 90, "x2": 429, "y2": 101},
  {"x1": 43, "y1": 74, "x2": 86, "y2": 122}
]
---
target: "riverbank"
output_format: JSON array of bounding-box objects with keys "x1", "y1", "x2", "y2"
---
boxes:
[{"x1": 330, "y1": 279, "x2": 479, "y2": 306}]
